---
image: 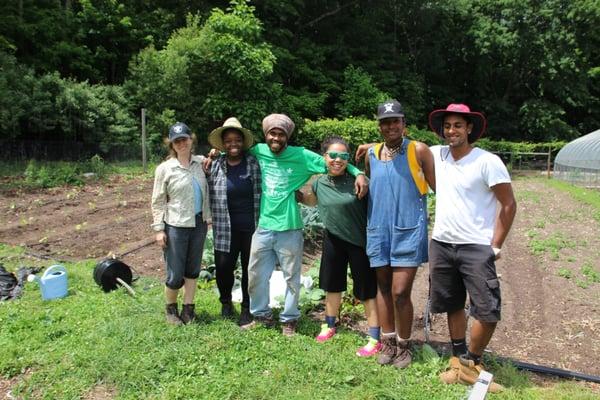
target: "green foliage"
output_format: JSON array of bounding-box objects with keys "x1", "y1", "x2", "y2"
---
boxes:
[
  {"x1": 581, "y1": 261, "x2": 600, "y2": 284},
  {"x1": 0, "y1": 245, "x2": 598, "y2": 398},
  {"x1": 556, "y1": 267, "x2": 573, "y2": 279},
  {"x1": 528, "y1": 232, "x2": 576, "y2": 260},
  {"x1": 1, "y1": 0, "x2": 599, "y2": 151},
  {"x1": 546, "y1": 179, "x2": 600, "y2": 223},
  {"x1": 337, "y1": 65, "x2": 389, "y2": 118},
  {"x1": 24, "y1": 160, "x2": 83, "y2": 188},
  {"x1": 0, "y1": 51, "x2": 32, "y2": 139},
  {"x1": 0, "y1": 50, "x2": 137, "y2": 151},
  {"x1": 476, "y1": 138, "x2": 566, "y2": 154},
  {"x1": 22, "y1": 156, "x2": 113, "y2": 188},
  {"x1": 127, "y1": 1, "x2": 279, "y2": 152}
]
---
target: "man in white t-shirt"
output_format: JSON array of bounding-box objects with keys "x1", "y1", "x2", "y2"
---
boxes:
[{"x1": 428, "y1": 104, "x2": 516, "y2": 392}]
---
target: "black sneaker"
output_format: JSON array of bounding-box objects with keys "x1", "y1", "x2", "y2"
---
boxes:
[
  {"x1": 180, "y1": 304, "x2": 197, "y2": 324},
  {"x1": 239, "y1": 307, "x2": 253, "y2": 326},
  {"x1": 221, "y1": 302, "x2": 234, "y2": 318}
]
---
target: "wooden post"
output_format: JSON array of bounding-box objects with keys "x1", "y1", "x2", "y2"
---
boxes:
[
  {"x1": 547, "y1": 147, "x2": 551, "y2": 179},
  {"x1": 141, "y1": 108, "x2": 147, "y2": 173}
]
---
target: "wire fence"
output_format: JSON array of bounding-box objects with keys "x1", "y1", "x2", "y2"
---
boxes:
[
  {"x1": 0, "y1": 140, "x2": 143, "y2": 162},
  {"x1": 554, "y1": 162, "x2": 600, "y2": 188}
]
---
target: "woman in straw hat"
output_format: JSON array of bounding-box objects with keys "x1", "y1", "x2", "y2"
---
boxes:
[
  {"x1": 207, "y1": 117, "x2": 261, "y2": 326},
  {"x1": 151, "y1": 122, "x2": 211, "y2": 325}
]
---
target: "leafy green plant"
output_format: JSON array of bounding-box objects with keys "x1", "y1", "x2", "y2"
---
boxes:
[
  {"x1": 547, "y1": 179, "x2": 600, "y2": 223},
  {"x1": 556, "y1": 268, "x2": 572, "y2": 279},
  {"x1": 581, "y1": 262, "x2": 600, "y2": 284},
  {"x1": 24, "y1": 160, "x2": 83, "y2": 188},
  {"x1": 528, "y1": 232, "x2": 576, "y2": 260}
]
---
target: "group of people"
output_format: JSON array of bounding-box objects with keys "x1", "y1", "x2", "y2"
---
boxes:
[{"x1": 150, "y1": 100, "x2": 516, "y2": 391}]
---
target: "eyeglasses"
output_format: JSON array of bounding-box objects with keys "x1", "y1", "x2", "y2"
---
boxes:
[{"x1": 326, "y1": 151, "x2": 350, "y2": 161}]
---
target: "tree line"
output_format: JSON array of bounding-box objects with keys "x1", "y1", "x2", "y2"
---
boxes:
[{"x1": 1, "y1": 0, "x2": 598, "y2": 156}]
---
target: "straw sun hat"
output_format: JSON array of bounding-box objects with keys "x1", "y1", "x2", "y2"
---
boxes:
[{"x1": 208, "y1": 117, "x2": 255, "y2": 151}]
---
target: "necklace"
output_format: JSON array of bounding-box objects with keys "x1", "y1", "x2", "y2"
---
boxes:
[{"x1": 383, "y1": 138, "x2": 404, "y2": 159}]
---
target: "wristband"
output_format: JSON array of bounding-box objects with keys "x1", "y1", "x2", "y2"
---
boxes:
[{"x1": 492, "y1": 247, "x2": 501, "y2": 259}]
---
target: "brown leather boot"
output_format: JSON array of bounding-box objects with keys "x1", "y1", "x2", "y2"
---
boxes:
[
  {"x1": 454, "y1": 356, "x2": 505, "y2": 393},
  {"x1": 377, "y1": 335, "x2": 397, "y2": 365},
  {"x1": 165, "y1": 303, "x2": 182, "y2": 326},
  {"x1": 392, "y1": 338, "x2": 412, "y2": 369},
  {"x1": 180, "y1": 303, "x2": 197, "y2": 324}
]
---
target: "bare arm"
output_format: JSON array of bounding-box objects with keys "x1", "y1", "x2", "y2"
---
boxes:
[
  {"x1": 415, "y1": 141, "x2": 435, "y2": 192},
  {"x1": 355, "y1": 142, "x2": 377, "y2": 163},
  {"x1": 491, "y1": 182, "x2": 517, "y2": 250}
]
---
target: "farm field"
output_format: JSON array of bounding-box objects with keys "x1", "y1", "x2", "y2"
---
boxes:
[{"x1": 1, "y1": 173, "x2": 599, "y2": 397}]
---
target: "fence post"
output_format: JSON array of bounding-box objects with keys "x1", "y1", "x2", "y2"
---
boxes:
[
  {"x1": 547, "y1": 147, "x2": 551, "y2": 179},
  {"x1": 141, "y1": 108, "x2": 147, "y2": 173}
]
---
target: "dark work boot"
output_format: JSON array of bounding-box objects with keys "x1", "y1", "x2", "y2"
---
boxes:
[
  {"x1": 239, "y1": 306, "x2": 253, "y2": 326},
  {"x1": 221, "y1": 302, "x2": 234, "y2": 318},
  {"x1": 180, "y1": 303, "x2": 197, "y2": 324},
  {"x1": 165, "y1": 303, "x2": 182, "y2": 326}
]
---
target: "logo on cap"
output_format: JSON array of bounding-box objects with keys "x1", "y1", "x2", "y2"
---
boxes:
[
  {"x1": 383, "y1": 103, "x2": 395, "y2": 113},
  {"x1": 173, "y1": 125, "x2": 183, "y2": 133}
]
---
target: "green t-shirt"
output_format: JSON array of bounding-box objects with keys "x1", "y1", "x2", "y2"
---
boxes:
[
  {"x1": 313, "y1": 173, "x2": 367, "y2": 248},
  {"x1": 248, "y1": 143, "x2": 362, "y2": 231}
]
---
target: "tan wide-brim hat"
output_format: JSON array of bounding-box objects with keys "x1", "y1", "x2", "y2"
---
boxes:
[{"x1": 208, "y1": 117, "x2": 255, "y2": 151}]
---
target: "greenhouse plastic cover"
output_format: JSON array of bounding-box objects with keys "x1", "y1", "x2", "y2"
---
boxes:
[{"x1": 554, "y1": 129, "x2": 600, "y2": 170}]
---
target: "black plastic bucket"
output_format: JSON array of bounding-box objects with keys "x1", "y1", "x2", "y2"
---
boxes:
[{"x1": 94, "y1": 258, "x2": 133, "y2": 292}]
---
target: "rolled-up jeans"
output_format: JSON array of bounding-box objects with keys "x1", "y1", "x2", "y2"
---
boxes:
[
  {"x1": 248, "y1": 227, "x2": 303, "y2": 322},
  {"x1": 163, "y1": 215, "x2": 208, "y2": 290}
]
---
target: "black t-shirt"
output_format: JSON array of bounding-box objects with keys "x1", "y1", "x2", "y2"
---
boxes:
[{"x1": 226, "y1": 158, "x2": 254, "y2": 231}]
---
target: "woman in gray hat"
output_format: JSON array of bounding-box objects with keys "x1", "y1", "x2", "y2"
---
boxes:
[
  {"x1": 207, "y1": 117, "x2": 261, "y2": 326},
  {"x1": 151, "y1": 122, "x2": 212, "y2": 325}
]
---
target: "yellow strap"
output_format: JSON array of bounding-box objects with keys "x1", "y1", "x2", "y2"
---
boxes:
[
  {"x1": 372, "y1": 141, "x2": 428, "y2": 195},
  {"x1": 373, "y1": 143, "x2": 384, "y2": 160},
  {"x1": 407, "y1": 141, "x2": 428, "y2": 195}
]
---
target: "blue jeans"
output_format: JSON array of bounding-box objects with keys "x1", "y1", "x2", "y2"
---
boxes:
[{"x1": 248, "y1": 227, "x2": 303, "y2": 322}]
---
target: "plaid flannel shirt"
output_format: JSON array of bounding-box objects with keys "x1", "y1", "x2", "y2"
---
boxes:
[{"x1": 207, "y1": 154, "x2": 261, "y2": 252}]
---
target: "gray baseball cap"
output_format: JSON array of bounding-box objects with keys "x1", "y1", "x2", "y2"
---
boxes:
[{"x1": 376, "y1": 99, "x2": 405, "y2": 120}]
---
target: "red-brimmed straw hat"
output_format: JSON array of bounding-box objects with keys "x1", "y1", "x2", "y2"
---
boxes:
[{"x1": 428, "y1": 104, "x2": 487, "y2": 143}]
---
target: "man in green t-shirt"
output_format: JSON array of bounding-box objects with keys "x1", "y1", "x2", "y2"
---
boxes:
[{"x1": 243, "y1": 113, "x2": 367, "y2": 336}]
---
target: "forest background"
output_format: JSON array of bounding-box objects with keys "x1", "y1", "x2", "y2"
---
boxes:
[{"x1": 1, "y1": 0, "x2": 599, "y2": 158}]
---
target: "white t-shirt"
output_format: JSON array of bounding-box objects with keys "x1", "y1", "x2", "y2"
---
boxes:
[{"x1": 431, "y1": 145, "x2": 511, "y2": 245}]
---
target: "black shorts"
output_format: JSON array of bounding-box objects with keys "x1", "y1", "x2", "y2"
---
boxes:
[
  {"x1": 319, "y1": 230, "x2": 377, "y2": 301},
  {"x1": 428, "y1": 239, "x2": 501, "y2": 322}
]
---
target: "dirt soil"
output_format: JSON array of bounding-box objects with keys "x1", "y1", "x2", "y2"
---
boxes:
[{"x1": 1, "y1": 174, "x2": 599, "y2": 381}]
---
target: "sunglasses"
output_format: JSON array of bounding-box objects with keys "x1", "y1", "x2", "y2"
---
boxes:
[{"x1": 326, "y1": 151, "x2": 350, "y2": 161}]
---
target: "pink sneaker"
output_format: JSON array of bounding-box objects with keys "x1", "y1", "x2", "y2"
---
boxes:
[
  {"x1": 356, "y1": 337, "x2": 382, "y2": 357},
  {"x1": 316, "y1": 323, "x2": 336, "y2": 342}
]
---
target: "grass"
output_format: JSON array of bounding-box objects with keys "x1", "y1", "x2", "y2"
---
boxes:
[
  {"x1": 528, "y1": 232, "x2": 576, "y2": 260},
  {"x1": 0, "y1": 245, "x2": 598, "y2": 399},
  {"x1": 546, "y1": 179, "x2": 600, "y2": 222},
  {"x1": 0, "y1": 158, "x2": 155, "y2": 190}
]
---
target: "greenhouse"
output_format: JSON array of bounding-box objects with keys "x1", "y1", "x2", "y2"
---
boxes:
[{"x1": 553, "y1": 129, "x2": 600, "y2": 188}]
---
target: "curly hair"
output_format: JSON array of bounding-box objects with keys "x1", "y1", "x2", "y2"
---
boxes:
[{"x1": 320, "y1": 135, "x2": 351, "y2": 154}]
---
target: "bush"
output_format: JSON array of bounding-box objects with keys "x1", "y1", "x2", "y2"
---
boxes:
[
  {"x1": 297, "y1": 117, "x2": 440, "y2": 153},
  {"x1": 298, "y1": 117, "x2": 566, "y2": 157},
  {"x1": 126, "y1": 1, "x2": 279, "y2": 151},
  {"x1": 23, "y1": 155, "x2": 114, "y2": 188},
  {"x1": 24, "y1": 160, "x2": 82, "y2": 188}
]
